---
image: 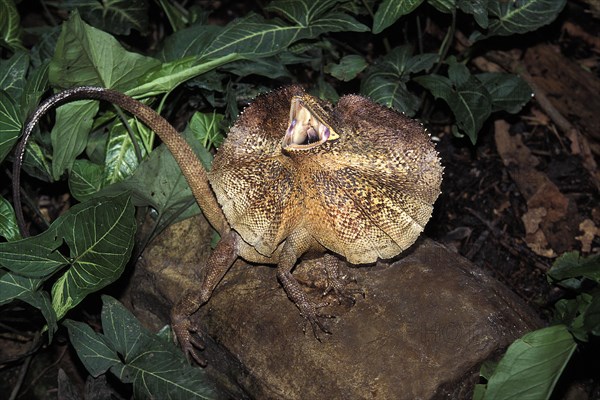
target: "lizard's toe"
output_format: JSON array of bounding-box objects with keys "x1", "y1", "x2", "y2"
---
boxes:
[{"x1": 172, "y1": 317, "x2": 207, "y2": 366}]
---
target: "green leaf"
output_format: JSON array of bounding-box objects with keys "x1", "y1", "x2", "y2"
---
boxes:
[
  {"x1": 584, "y1": 293, "x2": 600, "y2": 336},
  {"x1": 325, "y1": 55, "x2": 368, "y2": 81},
  {"x1": 126, "y1": 54, "x2": 240, "y2": 98},
  {"x1": 458, "y1": 0, "x2": 488, "y2": 29},
  {"x1": 0, "y1": 90, "x2": 21, "y2": 163},
  {"x1": 96, "y1": 128, "x2": 212, "y2": 234},
  {"x1": 0, "y1": 0, "x2": 24, "y2": 51},
  {"x1": 553, "y1": 296, "x2": 589, "y2": 341},
  {"x1": 19, "y1": 61, "x2": 49, "y2": 120},
  {"x1": 50, "y1": 193, "x2": 136, "y2": 319},
  {"x1": 0, "y1": 230, "x2": 66, "y2": 278},
  {"x1": 415, "y1": 65, "x2": 492, "y2": 143},
  {"x1": 266, "y1": 0, "x2": 368, "y2": 33},
  {"x1": 69, "y1": 159, "x2": 106, "y2": 201},
  {"x1": 0, "y1": 271, "x2": 42, "y2": 304},
  {"x1": 223, "y1": 56, "x2": 293, "y2": 79},
  {"x1": 476, "y1": 72, "x2": 532, "y2": 113},
  {"x1": 373, "y1": 0, "x2": 424, "y2": 34},
  {"x1": 473, "y1": 0, "x2": 566, "y2": 41},
  {"x1": 59, "y1": 0, "x2": 149, "y2": 35},
  {"x1": 548, "y1": 251, "x2": 600, "y2": 283},
  {"x1": 0, "y1": 195, "x2": 20, "y2": 241},
  {"x1": 103, "y1": 118, "x2": 151, "y2": 184},
  {"x1": 0, "y1": 50, "x2": 29, "y2": 101},
  {"x1": 50, "y1": 100, "x2": 99, "y2": 180},
  {"x1": 22, "y1": 140, "x2": 53, "y2": 182},
  {"x1": 30, "y1": 26, "x2": 61, "y2": 68},
  {"x1": 156, "y1": 0, "x2": 191, "y2": 32},
  {"x1": 199, "y1": 12, "x2": 368, "y2": 61},
  {"x1": 479, "y1": 360, "x2": 498, "y2": 380},
  {"x1": 312, "y1": 76, "x2": 339, "y2": 104},
  {"x1": 63, "y1": 319, "x2": 120, "y2": 376},
  {"x1": 49, "y1": 11, "x2": 160, "y2": 90},
  {"x1": 189, "y1": 112, "x2": 225, "y2": 150},
  {"x1": 428, "y1": 0, "x2": 457, "y2": 14},
  {"x1": 0, "y1": 272, "x2": 58, "y2": 340},
  {"x1": 158, "y1": 25, "x2": 222, "y2": 61},
  {"x1": 67, "y1": 296, "x2": 219, "y2": 398},
  {"x1": 0, "y1": 193, "x2": 136, "y2": 320},
  {"x1": 361, "y1": 46, "x2": 437, "y2": 116},
  {"x1": 481, "y1": 325, "x2": 577, "y2": 400}
]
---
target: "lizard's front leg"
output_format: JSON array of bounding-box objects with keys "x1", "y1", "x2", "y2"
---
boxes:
[
  {"x1": 276, "y1": 231, "x2": 334, "y2": 338},
  {"x1": 171, "y1": 230, "x2": 239, "y2": 365}
]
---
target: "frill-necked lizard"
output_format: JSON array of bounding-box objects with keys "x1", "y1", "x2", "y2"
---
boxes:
[{"x1": 14, "y1": 85, "x2": 443, "y2": 364}]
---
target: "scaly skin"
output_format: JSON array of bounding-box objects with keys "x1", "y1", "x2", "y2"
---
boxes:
[{"x1": 14, "y1": 85, "x2": 443, "y2": 365}]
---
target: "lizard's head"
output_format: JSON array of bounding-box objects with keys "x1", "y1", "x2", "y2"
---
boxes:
[{"x1": 209, "y1": 85, "x2": 443, "y2": 264}]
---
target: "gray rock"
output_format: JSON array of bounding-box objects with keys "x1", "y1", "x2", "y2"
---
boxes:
[{"x1": 127, "y1": 215, "x2": 542, "y2": 399}]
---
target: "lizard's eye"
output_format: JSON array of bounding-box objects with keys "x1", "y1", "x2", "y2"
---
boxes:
[{"x1": 282, "y1": 96, "x2": 339, "y2": 150}]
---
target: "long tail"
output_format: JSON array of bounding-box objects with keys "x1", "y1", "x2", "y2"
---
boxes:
[{"x1": 13, "y1": 86, "x2": 229, "y2": 237}]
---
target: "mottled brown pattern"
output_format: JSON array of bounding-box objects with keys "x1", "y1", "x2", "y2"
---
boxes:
[
  {"x1": 209, "y1": 85, "x2": 443, "y2": 264},
  {"x1": 18, "y1": 85, "x2": 442, "y2": 364}
]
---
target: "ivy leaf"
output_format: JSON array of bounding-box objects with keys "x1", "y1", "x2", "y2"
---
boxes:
[
  {"x1": 472, "y1": 0, "x2": 567, "y2": 41},
  {"x1": 361, "y1": 45, "x2": 437, "y2": 116},
  {"x1": 59, "y1": 0, "x2": 150, "y2": 35},
  {"x1": 373, "y1": 0, "x2": 424, "y2": 34},
  {"x1": 65, "y1": 296, "x2": 218, "y2": 398}
]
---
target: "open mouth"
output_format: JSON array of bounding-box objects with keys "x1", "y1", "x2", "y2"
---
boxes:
[{"x1": 282, "y1": 95, "x2": 339, "y2": 150}]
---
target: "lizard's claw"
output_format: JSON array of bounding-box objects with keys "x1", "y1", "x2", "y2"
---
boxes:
[
  {"x1": 172, "y1": 316, "x2": 207, "y2": 367},
  {"x1": 298, "y1": 300, "x2": 335, "y2": 340}
]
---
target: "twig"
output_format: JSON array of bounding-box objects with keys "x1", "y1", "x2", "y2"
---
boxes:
[{"x1": 485, "y1": 51, "x2": 600, "y2": 191}]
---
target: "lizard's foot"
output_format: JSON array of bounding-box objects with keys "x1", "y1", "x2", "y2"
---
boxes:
[
  {"x1": 171, "y1": 314, "x2": 207, "y2": 367},
  {"x1": 297, "y1": 297, "x2": 335, "y2": 340},
  {"x1": 297, "y1": 254, "x2": 364, "y2": 307}
]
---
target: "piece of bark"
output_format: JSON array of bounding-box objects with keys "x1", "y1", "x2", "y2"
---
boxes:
[
  {"x1": 494, "y1": 119, "x2": 582, "y2": 256},
  {"x1": 523, "y1": 44, "x2": 600, "y2": 151},
  {"x1": 126, "y1": 215, "x2": 542, "y2": 399}
]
